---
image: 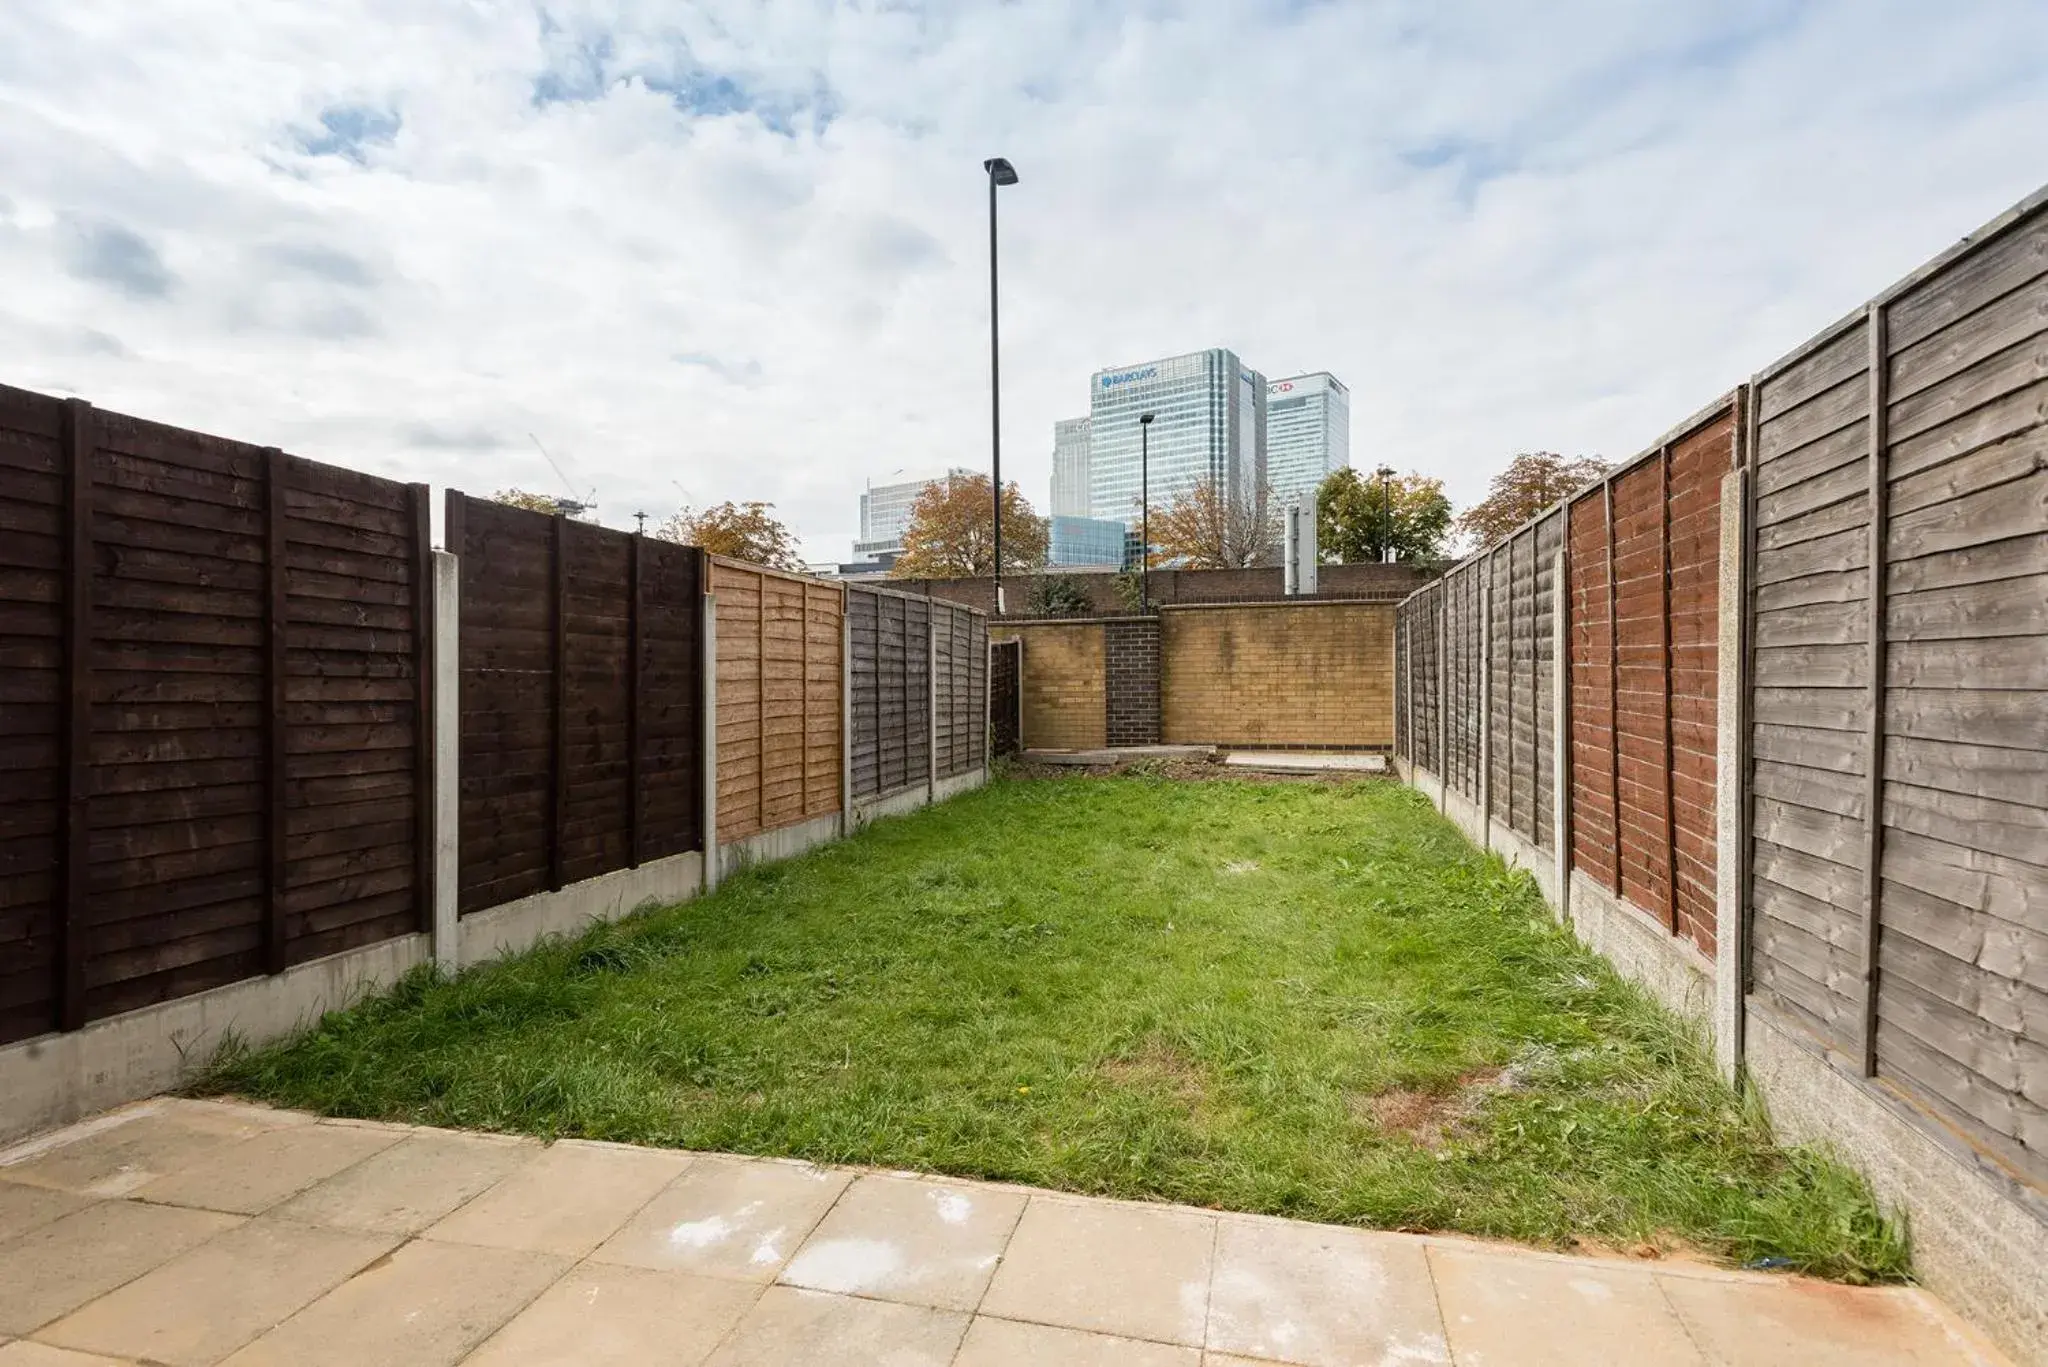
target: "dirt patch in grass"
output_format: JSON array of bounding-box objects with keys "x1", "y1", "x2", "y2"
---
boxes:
[
  {"x1": 1353, "y1": 1066, "x2": 1507, "y2": 1149},
  {"x1": 1100, "y1": 1039, "x2": 1209, "y2": 1109}
]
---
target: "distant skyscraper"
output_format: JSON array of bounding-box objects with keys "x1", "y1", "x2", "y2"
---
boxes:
[
  {"x1": 854, "y1": 470, "x2": 968, "y2": 563},
  {"x1": 1050, "y1": 417, "x2": 1091, "y2": 517},
  {"x1": 1087, "y1": 348, "x2": 1265, "y2": 525},
  {"x1": 1264, "y1": 372, "x2": 1350, "y2": 508},
  {"x1": 1047, "y1": 514, "x2": 1127, "y2": 567}
]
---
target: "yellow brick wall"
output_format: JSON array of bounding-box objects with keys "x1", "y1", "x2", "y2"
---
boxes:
[
  {"x1": 1161, "y1": 603, "x2": 1394, "y2": 747},
  {"x1": 990, "y1": 622, "x2": 1106, "y2": 750}
]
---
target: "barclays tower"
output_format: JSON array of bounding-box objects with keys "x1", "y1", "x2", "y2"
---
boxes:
[{"x1": 1086, "y1": 348, "x2": 1266, "y2": 525}]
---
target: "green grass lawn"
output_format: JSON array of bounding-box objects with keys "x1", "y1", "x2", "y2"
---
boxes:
[{"x1": 204, "y1": 773, "x2": 1907, "y2": 1282}]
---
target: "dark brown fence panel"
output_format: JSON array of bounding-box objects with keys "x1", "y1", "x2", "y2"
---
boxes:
[
  {"x1": 279, "y1": 456, "x2": 429, "y2": 967},
  {"x1": 990, "y1": 639, "x2": 1021, "y2": 757},
  {"x1": 638, "y1": 541, "x2": 703, "y2": 862},
  {"x1": 452, "y1": 496, "x2": 553, "y2": 914},
  {"x1": 1749, "y1": 315, "x2": 1873, "y2": 1054},
  {"x1": 1447, "y1": 562, "x2": 1482, "y2": 802},
  {"x1": 0, "y1": 387, "x2": 67, "y2": 1044},
  {"x1": 453, "y1": 495, "x2": 705, "y2": 915},
  {"x1": 0, "y1": 384, "x2": 430, "y2": 1042},
  {"x1": 1871, "y1": 206, "x2": 2048, "y2": 1185}
]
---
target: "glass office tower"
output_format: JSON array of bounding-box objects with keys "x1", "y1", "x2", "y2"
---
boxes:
[
  {"x1": 1264, "y1": 372, "x2": 1350, "y2": 508},
  {"x1": 1087, "y1": 349, "x2": 1265, "y2": 524},
  {"x1": 1050, "y1": 417, "x2": 1092, "y2": 517}
]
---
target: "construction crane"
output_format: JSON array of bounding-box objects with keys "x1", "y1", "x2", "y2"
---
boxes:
[{"x1": 528, "y1": 433, "x2": 596, "y2": 519}]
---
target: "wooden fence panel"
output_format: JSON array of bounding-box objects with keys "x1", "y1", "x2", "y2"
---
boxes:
[
  {"x1": 714, "y1": 559, "x2": 841, "y2": 840},
  {"x1": 1614, "y1": 452, "x2": 1675, "y2": 928},
  {"x1": 930, "y1": 601, "x2": 987, "y2": 781},
  {"x1": 848, "y1": 585, "x2": 931, "y2": 800},
  {"x1": 1870, "y1": 207, "x2": 2048, "y2": 1184},
  {"x1": 1534, "y1": 511, "x2": 1564, "y2": 851},
  {"x1": 1569, "y1": 488, "x2": 1617, "y2": 891},
  {"x1": 455, "y1": 496, "x2": 705, "y2": 913},
  {"x1": 1750, "y1": 315, "x2": 1873, "y2": 1053},
  {"x1": 453, "y1": 497, "x2": 553, "y2": 913},
  {"x1": 0, "y1": 383, "x2": 430, "y2": 1041},
  {"x1": 638, "y1": 541, "x2": 704, "y2": 862},
  {"x1": 1487, "y1": 549, "x2": 1511, "y2": 817},
  {"x1": 1669, "y1": 414, "x2": 1734, "y2": 955}
]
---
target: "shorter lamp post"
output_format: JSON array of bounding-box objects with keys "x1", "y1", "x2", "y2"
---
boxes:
[
  {"x1": 1376, "y1": 465, "x2": 1396, "y2": 563},
  {"x1": 1139, "y1": 412, "x2": 1156, "y2": 611}
]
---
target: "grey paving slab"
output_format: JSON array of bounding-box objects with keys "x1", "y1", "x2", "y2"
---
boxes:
[
  {"x1": 1207, "y1": 1216, "x2": 1448, "y2": 1366},
  {"x1": 779, "y1": 1173, "x2": 1026, "y2": 1311},
  {"x1": 268, "y1": 1128, "x2": 539, "y2": 1235},
  {"x1": 464, "y1": 1263, "x2": 760, "y2": 1367},
  {"x1": 703, "y1": 1286, "x2": 967, "y2": 1367},
  {"x1": 425, "y1": 1139, "x2": 690, "y2": 1258},
  {"x1": 591, "y1": 1155, "x2": 851, "y2": 1283},
  {"x1": 0, "y1": 1183, "x2": 93, "y2": 1245},
  {"x1": 130, "y1": 1119, "x2": 404, "y2": 1216},
  {"x1": 0, "y1": 1343, "x2": 135, "y2": 1366},
  {"x1": 1659, "y1": 1274, "x2": 2010, "y2": 1367},
  {"x1": 0, "y1": 1103, "x2": 288, "y2": 1199},
  {"x1": 1429, "y1": 1244, "x2": 1707, "y2": 1367},
  {"x1": 0, "y1": 1200, "x2": 242, "y2": 1336},
  {"x1": 979, "y1": 1196, "x2": 1216, "y2": 1347},
  {"x1": 215, "y1": 1237, "x2": 567, "y2": 1367},
  {"x1": 37, "y1": 1215, "x2": 399, "y2": 1366},
  {"x1": 957, "y1": 1316, "x2": 1201, "y2": 1366}
]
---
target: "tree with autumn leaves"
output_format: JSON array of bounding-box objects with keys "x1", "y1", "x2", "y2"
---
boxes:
[
  {"x1": 1144, "y1": 479, "x2": 1277, "y2": 569},
  {"x1": 1455, "y1": 452, "x2": 1609, "y2": 548},
  {"x1": 891, "y1": 473, "x2": 1048, "y2": 578},
  {"x1": 655, "y1": 500, "x2": 805, "y2": 572}
]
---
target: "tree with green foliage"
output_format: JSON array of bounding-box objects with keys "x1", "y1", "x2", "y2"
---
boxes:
[
  {"x1": 1027, "y1": 574, "x2": 1095, "y2": 617},
  {"x1": 1316, "y1": 468, "x2": 1453, "y2": 563}
]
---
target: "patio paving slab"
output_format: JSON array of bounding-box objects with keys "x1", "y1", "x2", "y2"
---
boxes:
[
  {"x1": 779, "y1": 1172, "x2": 1026, "y2": 1311},
  {"x1": 37, "y1": 1215, "x2": 399, "y2": 1366},
  {"x1": 590, "y1": 1153, "x2": 851, "y2": 1283},
  {"x1": 979, "y1": 1195, "x2": 1216, "y2": 1347},
  {"x1": 1429, "y1": 1244, "x2": 1707, "y2": 1366},
  {"x1": 424, "y1": 1139, "x2": 690, "y2": 1258},
  {"x1": 0, "y1": 1099, "x2": 2018, "y2": 1367},
  {"x1": 463, "y1": 1263, "x2": 759, "y2": 1367}
]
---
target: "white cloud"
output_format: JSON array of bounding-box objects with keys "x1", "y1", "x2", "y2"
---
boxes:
[{"x1": 0, "y1": 0, "x2": 2043, "y2": 559}]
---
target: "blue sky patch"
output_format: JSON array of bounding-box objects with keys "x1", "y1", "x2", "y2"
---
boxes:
[{"x1": 298, "y1": 104, "x2": 401, "y2": 163}]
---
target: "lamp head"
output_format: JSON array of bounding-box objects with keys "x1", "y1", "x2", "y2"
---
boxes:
[
  {"x1": 984, "y1": 157, "x2": 1019, "y2": 186},
  {"x1": 1139, "y1": 412, "x2": 1156, "y2": 425}
]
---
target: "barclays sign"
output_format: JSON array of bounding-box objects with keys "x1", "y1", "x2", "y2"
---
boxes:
[{"x1": 1100, "y1": 366, "x2": 1158, "y2": 389}]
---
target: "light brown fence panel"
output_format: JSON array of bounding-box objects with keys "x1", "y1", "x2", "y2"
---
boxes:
[
  {"x1": 1749, "y1": 315, "x2": 1874, "y2": 1054},
  {"x1": 1870, "y1": 203, "x2": 2048, "y2": 1185},
  {"x1": 714, "y1": 560, "x2": 842, "y2": 842},
  {"x1": 1668, "y1": 414, "x2": 1733, "y2": 954},
  {"x1": 1533, "y1": 511, "x2": 1565, "y2": 851},
  {"x1": 1614, "y1": 453, "x2": 1675, "y2": 927}
]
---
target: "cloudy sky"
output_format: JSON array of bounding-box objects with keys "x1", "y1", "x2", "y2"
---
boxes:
[{"x1": 2, "y1": 1, "x2": 2044, "y2": 561}]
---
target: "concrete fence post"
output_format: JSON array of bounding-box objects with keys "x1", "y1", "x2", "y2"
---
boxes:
[
  {"x1": 701, "y1": 593, "x2": 719, "y2": 893},
  {"x1": 431, "y1": 549, "x2": 460, "y2": 974},
  {"x1": 1552, "y1": 548, "x2": 1571, "y2": 924},
  {"x1": 1714, "y1": 468, "x2": 1748, "y2": 1082}
]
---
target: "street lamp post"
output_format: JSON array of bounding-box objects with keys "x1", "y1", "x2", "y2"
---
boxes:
[
  {"x1": 1139, "y1": 412, "x2": 1156, "y2": 612},
  {"x1": 1376, "y1": 465, "x2": 1396, "y2": 564},
  {"x1": 983, "y1": 156, "x2": 1018, "y2": 613}
]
